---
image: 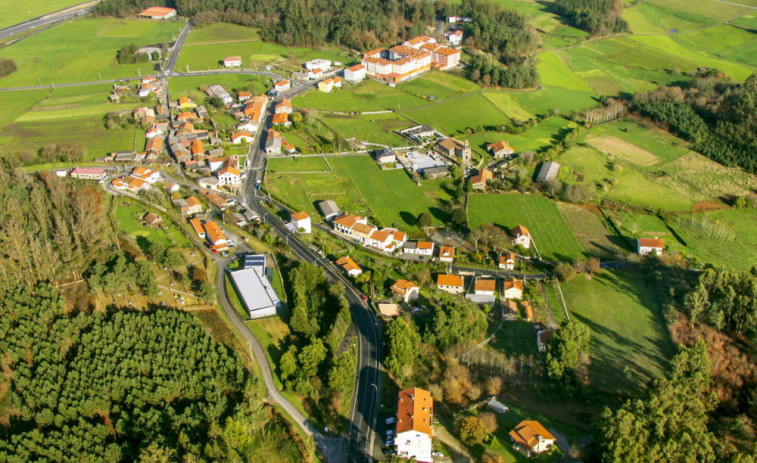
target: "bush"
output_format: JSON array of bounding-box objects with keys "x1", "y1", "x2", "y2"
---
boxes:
[{"x1": 0, "y1": 58, "x2": 16, "y2": 77}]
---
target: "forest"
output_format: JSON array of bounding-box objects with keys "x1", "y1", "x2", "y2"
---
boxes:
[
  {"x1": 632, "y1": 73, "x2": 757, "y2": 174},
  {"x1": 552, "y1": 0, "x2": 627, "y2": 35}
]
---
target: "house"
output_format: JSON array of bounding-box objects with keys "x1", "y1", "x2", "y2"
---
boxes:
[
  {"x1": 378, "y1": 303, "x2": 401, "y2": 317},
  {"x1": 178, "y1": 96, "x2": 197, "y2": 110},
  {"x1": 439, "y1": 245, "x2": 454, "y2": 263},
  {"x1": 274, "y1": 80, "x2": 291, "y2": 92},
  {"x1": 445, "y1": 29, "x2": 463, "y2": 46},
  {"x1": 176, "y1": 111, "x2": 197, "y2": 123},
  {"x1": 536, "y1": 161, "x2": 561, "y2": 183},
  {"x1": 189, "y1": 218, "x2": 205, "y2": 238},
  {"x1": 70, "y1": 167, "x2": 106, "y2": 180},
  {"x1": 332, "y1": 214, "x2": 406, "y2": 252},
  {"x1": 265, "y1": 129, "x2": 283, "y2": 155},
  {"x1": 305, "y1": 59, "x2": 331, "y2": 71},
  {"x1": 230, "y1": 254, "x2": 281, "y2": 319},
  {"x1": 163, "y1": 181, "x2": 180, "y2": 193},
  {"x1": 318, "y1": 78, "x2": 340, "y2": 93},
  {"x1": 111, "y1": 178, "x2": 127, "y2": 189},
  {"x1": 275, "y1": 99, "x2": 293, "y2": 114},
  {"x1": 127, "y1": 176, "x2": 149, "y2": 192},
  {"x1": 138, "y1": 82, "x2": 154, "y2": 98},
  {"x1": 318, "y1": 200, "x2": 341, "y2": 221},
  {"x1": 487, "y1": 397, "x2": 509, "y2": 414},
  {"x1": 391, "y1": 279, "x2": 419, "y2": 303},
  {"x1": 272, "y1": 112, "x2": 291, "y2": 128},
  {"x1": 205, "y1": 84, "x2": 233, "y2": 105},
  {"x1": 291, "y1": 211, "x2": 311, "y2": 234},
  {"x1": 522, "y1": 301, "x2": 534, "y2": 322},
  {"x1": 423, "y1": 166, "x2": 450, "y2": 180},
  {"x1": 511, "y1": 225, "x2": 531, "y2": 249},
  {"x1": 403, "y1": 241, "x2": 435, "y2": 257},
  {"x1": 436, "y1": 274, "x2": 464, "y2": 295},
  {"x1": 336, "y1": 256, "x2": 362, "y2": 277},
  {"x1": 238, "y1": 91, "x2": 251, "y2": 102},
  {"x1": 203, "y1": 221, "x2": 228, "y2": 250},
  {"x1": 344, "y1": 64, "x2": 366, "y2": 83},
  {"x1": 185, "y1": 196, "x2": 203, "y2": 214},
  {"x1": 474, "y1": 278, "x2": 496, "y2": 297},
  {"x1": 487, "y1": 140, "x2": 515, "y2": 159},
  {"x1": 237, "y1": 121, "x2": 257, "y2": 133},
  {"x1": 374, "y1": 148, "x2": 396, "y2": 164},
  {"x1": 503, "y1": 300, "x2": 519, "y2": 321},
  {"x1": 395, "y1": 388, "x2": 433, "y2": 463},
  {"x1": 133, "y1": 107, "x2": 155, "y2": 120},
  {"x1": 537, "y1": 329, "x2": 556, "y2": 352},
  {"x1": 503, "y1": 278, "x2": 524, "y2": 300},
  {"x1": 218, "y1": 165, "x2": 240, "y2": 186},
  {"x1": 138, "y1": 6, "x2": 177, "y2": 19},
  {"x1": 509, "y1": 420, "x2": 556, "y2": 457},
  {"x1": 231, "y1": 130, "x2": 254, "y2": 144},
  {"x1": 223, "y1": 56, "x2": 242, "y2": 68},
  {"x1": 436, "y1": 137, "x2": 471, "y2": 165},
  {"x1": 191, "y1": 139, "x2": 204, "y2": 157},
  {"x1": 429, "y1": 45, "x2": 461, "y2": 70},
  {"x1": 307, "y1": 68, "x2": 324, "y2": 80},
  {"x1": 132, "y1": 166, "x2": 160, "y2": 183},
  {"x1": 470, "y1": 168, "x2": 492, "y2": 190},
  {"x1": 145, "y1": 122, "x2": 168, "y2": 138},
  {"x1": 638, "y1": 238, "x2": 664, "y2": 256},
  {"x1": 143, "y1": 212, "x2": 163, "y2": 226},
  {"x1": 499, "y1": 252, "x2": 516, "y2": 270},
  {"x1": 195, "y1": 106, "x2": 209, "y2": 119},
  {"x1": 197, "y1": 177, "x2": 219, "y2": 190}
]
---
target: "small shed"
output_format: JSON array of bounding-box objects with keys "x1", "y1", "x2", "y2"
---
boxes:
[
  {"x1": 487, "y1": 397, "x2": 509, "y2": 414},
  {"x1": 536, "y1": 161, "x2": 560, "y2": 183}
]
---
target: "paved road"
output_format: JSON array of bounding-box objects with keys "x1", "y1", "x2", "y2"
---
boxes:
[
  {"x1": 164, "y1": 22, "x2": 192, "y2": 74},
  {"x1": 0, "y1": 0, "x2": 96, "y2": 42}
]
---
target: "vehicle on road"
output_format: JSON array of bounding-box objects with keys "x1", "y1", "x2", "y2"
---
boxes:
[{"x1": 361, "y1": 294, "x2": 368, "y2": 302}]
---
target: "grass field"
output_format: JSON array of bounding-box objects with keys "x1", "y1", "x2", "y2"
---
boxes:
[
  {"x1": 583, "y1": 119, "x2": 690, "y2": 165},
  {"x1": 513, "y1": 86, "x2": 599, "y2": 116},
  {"x1": 114, "y1": 202, "x2": 192, "y2": 248},
  {"x1": 467, "y1": 194, "x2": 584, "y2": 261},
  {"x1": 320, "y1": 112, "x2": 414, "y2": 146},
  {"x1": 398, "y1": 71, "x2": 481, "y2": 100},
  {"x1": 460, "y1": 117, "x2": 575, "y2": 155},
  {"x1": 268, "y1": 156, "x2": 332, "y2": 172},
  {"x1": 0, "y1": 89, "x2": 48, "y2": 127},
  {"x1": 0, "y1": 18, "x2": 181, "y2": 87},
  {"x1": 560, "y1": 268, "x2": 674, "y2": 395},
  {"x1": 404, "y1": 93, "x2": 512, "y2": 135},
  {"x1": 0, "y1": 0, "x2": 84, "y2": 30},
  {"x1": 482, "y1": 92, "x2": 535, "y2": 122},
  {"x1": 558, "y1": 204, "x2": 628, "y2": 258},
  {"x1": 295, "y1": 80, "x2": 428, "y2": 112},
  {"x1": 169, "y1": 74, "x2": 269, "y2": 101},
  {"x1": 538, "y1": 51, "x2": 594, "y2": 91}
]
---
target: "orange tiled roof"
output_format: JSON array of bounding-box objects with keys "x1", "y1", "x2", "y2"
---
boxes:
[
  {"x1": 488, "y1": 140, "x2": 514, "y2": 152},
  {"x1": 396, "y1": 388, "x2": 433, "y2": 437},
  {"x1": 186, "y1": 196, "x2": 201, "y2": 207},
  {"x1": 509, "y1": 420, "x2": 555, "y2": 451},
  {"x1": 512, "y1": 225, "x2": 530, "y2": 237},
  {"x1": 336, "y1": 256, "x2": 361, "y2": 273},
  {"x1": 391, "y1": 279, "x2": 418, "y2": 296},
  {"x1": 189, "y1": 218, "x2": 204, "y2": 235},
  {"x1": 139, "y1": 6, "x2": 175, "y2": 17},
  {"x1": 272, "y1": 113, "x2": 289, "y2": 124},
  {"x1": 291, "y1": 211, "x2": 309, "y2": 221},
  {"x1": 203, "y1": 221, "x2": 226, "y2": 244},
  {"x1": 440, "y1": 245, "x2": 454, "y2": 258},
  {"x1": 639, "y1": 238, "x2": 664, "y2": 248},
  {"x1": 333, "y1": 214, "x2": 361, "y2": 228},
  {"x1": 475, "y1": 279, "x2": 496, "y2": 292},
  {"x1": 504, "y1": 278, "x2": 524, "y2": 292},
  {"x1": 437, "y1": 274, "x2": 463, "y2": 287},
  {"x1": 417, "y1": 241, "x2": 433, "y2": 250}
]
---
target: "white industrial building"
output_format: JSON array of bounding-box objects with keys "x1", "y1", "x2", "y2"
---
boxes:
[{"x1": 229, "y1": 254, "x2": 281, "y2": 319}]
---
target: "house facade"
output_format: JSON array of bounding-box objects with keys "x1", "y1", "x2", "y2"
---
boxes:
[
  {"x1": 336, "y1": 256, "x2": 362, "y2": 277},
  {"x1": 395, "y1": 388, "x2": 433, "y2": 463},
  {"x1": 70, "y1": 167, "x2": 106, "y2": 180},
  {"x1": 439, "y1": 245, "x2": 455, "y2": 263},
  {"x1": 345, "y1": 64, "x2": 366, "y2": 83},
  {"x1": 487, "y1": 140, "x2": 515, "y2": 158},
  {"x1": 511, "y1": 225, "x2": 531, "y2": 249},
  {"x1": 391, "y1": 279, "x2": 419, "y2": 303},
  {"x1": 503, "y1": 278, "x2": 524, "y2": 300},
  {"x1": 403, "y1": 241, "x2": 435, "y2": 256},
  {"x1": 223, "y1": 56, "x2": 242, "y2": 68},
  {"x1": 509, "y1": 420, "x2": 556, "y2": 457},
  {"x1": 436, "y1": 274, "x2": 464, "y2": 295},
  {"x1": 291, "y1": 211, "x2": 312, "y2": 234},
  {"x1": 499, "y1": 252, "x2": 516, "y2": 270},
  {"x1": 637, "y1": 238, "x2": 664, "y2": 256}
]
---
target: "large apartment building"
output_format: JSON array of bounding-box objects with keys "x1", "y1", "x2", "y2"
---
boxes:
[{"x1": 362, "y1": 36, "x2": 461, "y2": 85}]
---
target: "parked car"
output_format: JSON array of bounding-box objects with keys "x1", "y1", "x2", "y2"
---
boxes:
[{"x1": 385, "y1": 417, "x2": 396, "y2": 425}]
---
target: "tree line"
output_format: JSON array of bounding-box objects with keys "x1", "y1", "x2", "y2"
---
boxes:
[
  {"x1": 552, "y1": 0, "x2": 628, "y2": 36},
  {"x1": 632, "y1": 73, "x2": 757, "y2": 173}
]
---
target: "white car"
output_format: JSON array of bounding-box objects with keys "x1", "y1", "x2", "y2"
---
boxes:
[{"x1": 385, "y1": 417, "x2": 396, "y2": 425}]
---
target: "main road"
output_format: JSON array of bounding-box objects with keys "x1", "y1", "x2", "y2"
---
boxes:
[{"x1": 0, "y1": 0, "x2": 97, "y2": 42}]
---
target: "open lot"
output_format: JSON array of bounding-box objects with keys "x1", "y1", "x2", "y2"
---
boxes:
[
  {"x1": 398, "y1": 71, "x2": 481, "y2": 100},
  {"x1": 114, "y1": 202, "x2": 192, "y2": 249},
  {"x1": 558, "y1": 204, "x2": 628, "y2": 259},
  {"x1": 467, "y1": 194, "x2": 584, "y2": 261},
  {"x1": 404, "y1": 93, "x2": 512, "y2": 135},
  {"x1": 0, "y1": 18, "x2": 181, "y2": 87},
  {"x1": 560, "y1": 268, "x2": 674, "y2": 395},
  {"x1": 295, "y1": 80, "x2": 428, "y2": 112},
  {"x1": 320, "y1": 112, "x2": 415, "y2": 147},
  {"x1": 169, "y1": 74, "x2": 269, "y2": 101},
  {"x1": 583, "y1": 119, "x2": 690, "y2": 165},
  {"x1": 460, "y1": 117, "x2": 576, "y2": 155},
  {"x1": 268, "y1": 156, "x2": 331, "y2": 173}
]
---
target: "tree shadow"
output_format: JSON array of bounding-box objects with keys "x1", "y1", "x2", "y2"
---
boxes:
[{"x1": 400, "y1": 211, "x2": 418, "y2": 227}]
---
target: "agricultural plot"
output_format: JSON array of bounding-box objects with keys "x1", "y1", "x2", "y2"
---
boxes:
[
  {"x1": 560, "y1": 269, "x2": 675, "y2": 395},
  {"x1": 320, "y1": 112, "x2": 415, "y2": 146},
  {"x1": 0, "y1": 18, "x2": 181, "y2": 87},
  {"x1": 0, "y1": 0, "x2": 84, "y2": 29},
  {"x1": 403, "y1": 93, "x2": 512, "y2": 135},
  {"x1": 557, "y1": 204, "x2": 628, "y2": 259},
  {"x1": 672, "y1": 24, "x2": 757, "y2": 69},
  {"x1": 512, "y1": 86, "x2": 599, "y2": 116},
  {"x1": 583, "y1": 119, "x2": 689, "y2": 166},
  {"x1": 169, "y1": 74, "x2": 269, "y2": 101},
  {"x1": 398, "y1": 71, "x2": 481, "y2": 100},
  {"x1": 482, "y1": 92, "x2": 534, "y2": 122},
  {"x1": 265, "y1": 171, "x2": 369, "y2": 219},
  {"x1": 461, "y1": 117, "x2": 575, "y2": 156},
  {"x1": 537, "y1": 51, "x2": 594, "y2": 92},
  {"x1": 467, "y1": 194, "x2": 584, "y2": 261},
  {"x1": 267, "y1": 156, "x2": 331, "y2": 173},
  {"x1": 295, "y1": 80, "x2": 428, "y2": 112},
  {"x1": 115, "y1": 203, "x2": 191, "y2": 249},
  {"x1": 0, "y1": 89, "x2": 48, "y2": 128}
]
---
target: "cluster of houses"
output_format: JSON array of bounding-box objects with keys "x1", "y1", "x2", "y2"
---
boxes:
[
  {"x1": 331, "y1": 214, "x2": 408, "y2": 252},
  {"x1": 110, "y1": 166, "x2": 162, "y2": 193},
  {"x1": 189, "y1": 218, "x2": 229, "y2": 251},
  {"x1": 110, "y1": 75, "x2": 164, "y2": 103},
  {"x1": 362, "y1": 35, "x2": 461, "y2": 85}
]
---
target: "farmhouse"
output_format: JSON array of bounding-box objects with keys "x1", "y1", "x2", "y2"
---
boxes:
[
  {"x1": 336, "y1": 256, "x2": 362, "y2": 277},
  {"x1": 272, "y1": 112, "x2": 291, "y2": 128},
  {"x1": 487, "y1": 140, "x2": 515, "y2": 159},
  {"x1": 470, "y1": 168, "x2": 492, "y2": 190},
  {"x1": 186, "y1": 196, "x2": 203, "y2": 215},
  {"x1": 436, "y1": 137, "x2": 471, "y2": 165},
  {"x1": 127, "y1": 176, "x2": 149, "y2": 192},
  {"x1": 445, "y1": 29, "x2": 463, "y2": 46},
  {"x1": 290, "y1": 211, "x2": 312, "y2": 234},
  {"x1": 439, "y1": 245, "x2": 455, "y2": 263},
  {"x1": 391, "y1": 279, "x2": 420, "y2": 303},
  {"x1": 238, "y1": 91, "x2": 251, "y2": 102},
  {"x1": 637, "y1": 238, "x2": 664, "y2": 256},
  {"x1": 274, "y1": 80, "x2": 291, "y2": 92},
  {"x1": 275, "y1": 99, "x2": 293, "y2": 114},
  {"x1": 503, "y1": 300, "x2": 518, "y2": 321},
  {"x1": 499, "y1": 252, "x2": 516, "y2": 270},
  {"x1": 344, "y1": 64, "x2": 366, "y2": 83},
  {"x1": 467, "y1": 278, "x2": 496, "y2": 304},
  {"x1": 403, "y1": 241, "x2": 435, "y2": 257},
  {"x1": 509, "y1": 420, "x2": 556, "y2": 457},
  {"x1": 374, "y1": 148, "x2": 396, "y2": 164},
  {"x1": 318, "y1": 77, "x2": 342, "y2": 92},
  {"x1": 143, "y1": 212, "x2": 162, "y2": 227},
  {"x1": 395, "y1": 388, "x2": 433, "y2": 463},
  {"x1": 307, "y1": 68, "x2": 324, "y2": 80},
  {"x1": 189, "y1": 218, "x2": 205, "y2": 238},
  {"x1": 229, "y1": 254, "x2": 281, "y2": 319},
  {"x1": 132, "y1": 166, "x2": 160, "y2": 183},
  {"x1": 205, "y1": 84, "x2": 233, "y2": 105},
  {"x1": 223, "y1": 56, "x2": 242, "y2": 68},
  {"x1": 511, "y1": 225, "x2": 531, "y2": 249},
  {"x1": 536, "y1": 161, "x2": 561, "y2": 183},
  {"x1": 318, "y1": 200, "x2": 342, "y2": 221},
  {"x1": 231, "y1": 131, "x2": 254, "y2": 144},
  {"x1": 138, "y1": 7, "x2": 177, "y2": 19},
  {"x1": 503, "y1": 278, "x2": 524, "y2": 300},
  {"x1": 243, "y1": 95, "x2": 267, "y2": 128},
  {"x1": 191, "y1": 139, "x2": 205, "y2": 157},
  {"x1": 265, "y1": 129, "x2": 283, "y2": 155},
  {"x1": 70, "y1": 167, "x2": 106, "y2": 180},
  {"x1": 436, "y1": 274, "x2": 464, "y2": 295},
  {"x1": 138, "y1": 82, "x2": 155, "y2": 98}
]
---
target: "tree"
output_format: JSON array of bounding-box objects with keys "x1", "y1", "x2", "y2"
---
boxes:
[
  {"x1": 0, "y1": 58, "x2": 17, "y2": 77},
  {"x1": 545, "y1": 320, "x2": 590, "y2": 382},
  {"x1": 298, "y1": 339, "x2": 327, "y2": 377},
  {"x1": 385, "y1": 317, "x2": 421, "y2": 381},
  {"x1": 479, "y1": 412, "x2": 499, "y2": 434},
  {"x1": 451, "y1": 207, "x2": 467, "y2": 227},
  {"x1": 458, "y1": 416, "x2": 487, "y2": 446},
  {"x1": 417, "y1": 212, "x2": 432, "y2": 232},
  {"x1": 587, "y1": 257, "x2": 601, "y2": 275},
  {"x1": 195, "y1": 281, "x2": 215, "y2": 303},
  {"x1": 280, "y1": 346, "x2": 298, "y2": 381},
  {"x1": 554, "y1": 263, "x2": 576, "y2": 282}
]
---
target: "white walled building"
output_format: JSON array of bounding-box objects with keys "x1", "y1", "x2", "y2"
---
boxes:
[
  {"x1": 344, "y1": 64, "x2": 366, "y2": 83},
  {"x1": 291, "y1": 211, "x2": 312, "y2": 234},
  {"x1": 395, "y1": 388, "x2": 433, "y2": 463}
]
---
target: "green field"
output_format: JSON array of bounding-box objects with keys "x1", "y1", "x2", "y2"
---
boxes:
[
  {"x1": 321, "y1": 112, "x2": 415, "y2": 146},
  {"x1": 467, "y1": 194, "x2": 584, "y2": 261},
  {"x1": 0, "y1": 0, "x2": 85, "y2": 30},
  {"x1": 404, "y1": 93, "x2": 512, "y2": 135},
  {"x1": 398, "y1": 71, "x2": 481, "y2": 100},
  {"x1": 582, "y1": 119, "x2": 690, "y2": 165},
  {"x1": 268, "y1": 156, "x2": 331, "y2": 172},
  {"x1": 295, "y1": 80, "x2": 428, "y2": 112},
  {"x1": 266, "y1": 155, "x2": 453, "y2": 229},
  {"x1": 560, "y1": 269, "x2": 674, "y2": 395},
  {"x1": 558, "y1": 203, "x2": 628, "y2": 259},
  {"x1": 0, "y1": 18, "x2": 182, "y2": 87},
  {"x1": 115, "y1": 202, "x2": 191, "y2": 248},
  {"x1": 538, "y1": 51, "x2": 594, "y2": 91},
  {"x1": 482, "y1": 92, "x2": 535, "y2": 122},
  {"x1": 460, "y1": 117, "x2": 576, "y2": 155},
  {"x1": 512, "y1": 86, "x2": 599, "y2": 116}
]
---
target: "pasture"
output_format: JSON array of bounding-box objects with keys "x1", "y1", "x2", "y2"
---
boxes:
[
  {"x1": 0, "y1": 18, "x2": 181, "y2": 87},
  {"x1": 482, "y1": 92, "x2": 534, "y2": 122},
  {"x1": 558, "y1": 204, "x2": 628, "y2": 258},
  {"x1": 467, "y1": 194, "x2": 584, "y2": 261},
  {"x1": 0, "y1": 0, "x2": 84, "y2": 30},
  {"x1": 267, "y1": 156, "x2": 331, "y2": 173},
  {"x1": 560, "y1": 269, "x2": 675, "y2": 395},
  {"x1": 537, "y1": 51, "x2": 594, "y2": 92},
  {"x1": 296, "y1": 80, "x2": 428, "y2": 112},
  {"x1": 320, "y1": 112, "x2": 415, "y2": 146},
  {"x1": 169, "y1": 74, "x2": 269, "y2": 101},
  {"x1": 460, "y1": 116, "x2": 575, "y2": 155},
  {"x1": 398, "y1": 71, "x2": 481, "y2": 100},
  {"x1": 583, "y1": 119, "x2": 690, "y2": 165},
  {"x1": 403, "y1": 93, "x2": 512, "y2": 135}
]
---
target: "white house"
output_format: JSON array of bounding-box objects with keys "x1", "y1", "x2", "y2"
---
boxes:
[
  {"x1": 274, "y1": 80, "x2": 291, "y2": 92},
  {"x1": 403, "y1": 241, "x2": 435, "y2": 256},
  {"x1": 332, "y1": 214, "x2": 407, "y2": 252},
  {"x1": 231, "y1": 130, "x2": 254, "y2": 144},
  {"x1": 237, "y1": 121, "x2": 257, "y2": 133},
  {"x1": 391, "y1": 279, "x2": 419, "y2": 303},
  {"x1": 305, "y1": 59, "x2": 331, "y2": 71},
  {"x1": 291, "y1": 211, "x2": 311, "y2": 234},
  {"x1": 224, "y1": 56, "x2": 242, "y2": 68},
  {"x1": 203, "y1": 221, "x2": 228, "y2": 250},
  {"x1": 474, "y1": 279, "x2": 496, "y2": 296},
  {"x1": 499, "y1": 252, "x2": 516, "y2": 271},
  {"x1": 439, "y1": 245, "x2": 454, "y2": 263},
  {"x1": 395, "y1": 388, "x2": 433, "y2": 463},
  {"x1": 511, "y1": 225, "x2": 531, "y2": 249},
  {"x1": 446, "y1": 30, "x2": 463, "y2": 46},
  {"x1": 307, "y1": 68, "x2": 324, "y2": 80},
  {"x1": 345, "y1": 64, "x2": 366, "y2": 83},
  {"x1": 638, "y1": 238, "x2": 664, "y2": 256},
  {"x1": 70, "y1": 167, "x2": 106, "y2": 180},
  {"x1": 503, "y1": 278, "x2": 524, "y2": 300},
  {"x1": 510, "y1": 420, "x2": 556, "y2": 457},
  {"x1": 217, "y1": 166, "x2": 240, "y2": 186},
  {"x1": 336, "y1": 256, "x2": 362, "y2": 277},
  {"x1": 436, "y1": 274, "x2": 464, "y2": 295},
  {"x1": 131, "y1": 167, "x2": 160, "y2": 184}
]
